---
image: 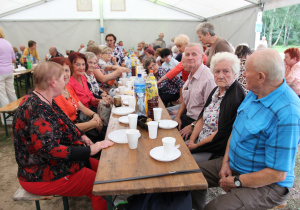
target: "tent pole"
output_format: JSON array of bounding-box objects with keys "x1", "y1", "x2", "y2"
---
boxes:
[{"x1": 99, "y1": 0, "x2": 104, "y2": 45}]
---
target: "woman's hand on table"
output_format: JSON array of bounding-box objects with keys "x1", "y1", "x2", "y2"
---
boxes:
[
  {"x1": 81, "y1": 135, "x2": 94, "y2": 146},
  {"x1": 90, "y1": 140, "x2": 114, "y2": 156}
]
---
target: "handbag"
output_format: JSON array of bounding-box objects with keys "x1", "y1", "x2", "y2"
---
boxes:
[{"x1": 97, "y1": 100, "x2": 112, "y2": 126}]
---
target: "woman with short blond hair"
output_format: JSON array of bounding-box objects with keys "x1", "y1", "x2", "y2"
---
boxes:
[{"x1": 13, "y1": 62, "x2": 113, "y2": 209}]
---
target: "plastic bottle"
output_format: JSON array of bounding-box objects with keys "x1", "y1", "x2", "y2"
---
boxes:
[
  {"x1": 134, "y1": 74, "x2": 146, "y2": 116},
  {"x1": 126, "y1": 56, "x2": 132, "y2": 69},
  {"x1": 145, "y1": 73, "x2": 159, "y2": 120},
  {"x1": 26, "y1": 55, "x2": 31, "y2": 69}
]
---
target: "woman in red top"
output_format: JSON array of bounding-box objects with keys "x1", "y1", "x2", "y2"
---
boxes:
[
  {"x1": 51, "y1": 57, "x2": 104, "y2": 142},
  {"x1": 13, "y1": 62, "x2": 114, "y2": 210},
  {"x1": 67, "y1": 52, "x2": 100, "y2": 113}
]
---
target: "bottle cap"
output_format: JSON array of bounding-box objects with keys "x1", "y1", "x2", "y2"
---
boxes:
[
  {"x1": 138, "y1": 74, "x2": 142, "y2": 77},
  {"x1": 149, "y1": 70, "x2": 153, "y2": 74}
]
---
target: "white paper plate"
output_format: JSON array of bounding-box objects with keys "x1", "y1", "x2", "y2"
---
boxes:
[
  {"x1": 108, "y1": 129, "x2": 141, "y2": 144},
  {"x1": 150, "y1": 146, "x2": 181, "y2": 162},
  {"x1": 158, "y1": 120, "x2": 178, "y2": 129},
  {"x1": 118, "y1": 116, "x2": 129, "y2": 124},
  {"x1": 112, "y1": 107, "x2": 135, "y2": 115}
]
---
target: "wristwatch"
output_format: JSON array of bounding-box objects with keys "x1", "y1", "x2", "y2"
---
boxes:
[
  {"x1": 234, "y1": 175, "x2": 242, "y2": 188},
  {"x1": 191, "y1": 122, "x2": 195, "y2": 129}
]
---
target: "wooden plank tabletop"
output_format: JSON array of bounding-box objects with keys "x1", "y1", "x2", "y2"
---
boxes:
[
  {"x1": 0, "y1": 97, "x2": 24, "y2": 113},
  {"x1": 93, "y1": 98, "x2": 207, "y2": 196},
  {"x1": 13, "y1": 69, "x2": 34, "y2": 76}
]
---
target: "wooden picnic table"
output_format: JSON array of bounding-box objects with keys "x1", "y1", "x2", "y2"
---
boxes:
[
  {"x1": 14, "y1": 68, "x2": 34, "y2": 98},
  {"x1": 93, "y1": 97, "x2": 208, "y2": 198}
]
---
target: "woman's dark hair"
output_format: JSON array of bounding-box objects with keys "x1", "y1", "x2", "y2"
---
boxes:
[
  {"x1": 50, "y1": 57, "x2": 71, "y2": 67},
  {"x1": 160, "y1": 48, "x2": 172, "y2": 58},
  {"x1": 235, "y1": 45, "x2": 252, "y2": 59},
  {"x1": 105, "y1": 33, "x2": 117, "y2": 43},
  {"x1": 68, "y1": 52, "x2": 88, "y2": 73}
]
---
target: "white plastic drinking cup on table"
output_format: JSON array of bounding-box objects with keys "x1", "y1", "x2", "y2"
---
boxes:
[
  {"x1": 147, "y1": 121, "x2": 158, "y2": 139},
  {"x1": 153, "y1": 108, "x2": 162, "y2": 121},
  {"x1": 162, "y1": 137, "x2": 176, "y2": 158},
  {"x1": 119, "y1": 86, "x2": 125, "y2": 95},
  {"x1": 122, "y1": 72, "x2": 127, "y2": 78},
  {"x1": 119, "y1": 78, "x2": 126, "y2": 86},
  {"x1": 126, "y1": 81, "x2": 132, "y2": 90},
  {"x1": 122, "y1": 78, "x2": 127, "y2": 86},
  {"x1": 126, "y1": 129, "x2": 140, "y2": 149},
  {"x1": 128, "y1": 114, "x2": 138, "y2": 129},
  {"x1": 128, "y1": 97, "x2": 136, "y2": 109}
]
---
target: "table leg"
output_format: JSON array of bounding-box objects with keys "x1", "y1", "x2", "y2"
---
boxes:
[
  {"x1": 3, "y1": 113, "x2": 8, "y2": 137},
  {"x1": 14, "y1": 77, "x2": 20, "y2": 98},
  {"x1": 25, "y1": 74, "x2": 28, "y2": 94},
  {"x1": 107, "y1": 195, "x2": 113, "y2": 210}
]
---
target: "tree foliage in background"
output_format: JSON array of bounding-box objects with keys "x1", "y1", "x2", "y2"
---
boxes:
[{"x1": 262, "y1": 4, "x2": 300, "y2": 47}]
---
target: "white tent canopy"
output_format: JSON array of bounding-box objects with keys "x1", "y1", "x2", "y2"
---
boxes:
[{"x1": 0, "y1": 0, "x2": 299, "y2": 58}]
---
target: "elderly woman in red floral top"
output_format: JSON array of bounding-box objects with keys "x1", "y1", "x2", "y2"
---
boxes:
[{"x1": 13, "y1": 62, "x2": 113, "y2": 210}]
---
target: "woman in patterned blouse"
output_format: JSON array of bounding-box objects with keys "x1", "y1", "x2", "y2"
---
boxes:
[
  {"x1": 187, "y1": 52, "x2": 245, "y2": 164},
  {"x1": 13, "y1": 62, "x2": 114, "y2": 209},
  {"x1": 235, "y1": 44, "x2": 252, "y2": 94}
]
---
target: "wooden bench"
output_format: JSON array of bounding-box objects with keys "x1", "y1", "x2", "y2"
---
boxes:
[
  {"x1": 0, "y1": 96, "x2": 24, "y2": 137},
  {"x1": 13, "y1": 186, "x2": 69, "y2": 210}
]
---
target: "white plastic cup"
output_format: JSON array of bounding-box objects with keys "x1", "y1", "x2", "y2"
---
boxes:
[
  {"x1": 128, "y1": 97, "x2": 136, "y2": 109},
  {"x1": 128, "y1": 114, "x2": 138, "y2": 129},
  {"x1": 122, "y1": 78, "x2": 127, "y2": 86},
  {"x1": 153, "y1": 108, "x2": 162, "y2": 121},
  {"x1": 122, "y1": 72, "x2": 127, "y2": 78},
  {"x1": 126, "y1": 81, "x2": 132, "y2": 90},
  {"x1": 147, "y1": 121, "x2": 158, "y2": 139},
  {"x1": 126, "y1": 129, "x2": 140, "y2": 149},
  {"x1": 119, "y1": 86, "x2": 125, "y2": 95},
  {"x1": 162, "y1": 137, "x2": 176, "y2": 157}
]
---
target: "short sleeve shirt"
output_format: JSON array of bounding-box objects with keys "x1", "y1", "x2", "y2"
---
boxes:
[{"x1": 229, "y1": 80, "x2": 300, "y2": 188}]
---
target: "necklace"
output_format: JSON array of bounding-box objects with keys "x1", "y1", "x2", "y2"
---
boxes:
[
  {"x1": 35, "y1": 90, "x2": 53, "y2": 108},
  {"x1": 62, "y1": 88, "x2": 69, "y2": 94}
]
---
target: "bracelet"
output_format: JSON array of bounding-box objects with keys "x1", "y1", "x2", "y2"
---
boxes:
[{"x1": 91, "y1": 113, "x2": 96, "y2": 118}]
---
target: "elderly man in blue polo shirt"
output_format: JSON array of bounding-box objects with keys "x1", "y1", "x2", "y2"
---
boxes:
[{"x1": 192, "y1": 49, "x2": 300, "y2": 210}]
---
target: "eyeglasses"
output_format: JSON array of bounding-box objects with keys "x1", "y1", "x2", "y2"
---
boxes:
[{"x1": 106, "y1": 40, "x2": 114, "y2": 42}]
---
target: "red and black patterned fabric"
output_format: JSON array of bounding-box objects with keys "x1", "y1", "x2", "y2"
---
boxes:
[{"x1": 13, "y1": 92, "x2": 90, "y2": 182}]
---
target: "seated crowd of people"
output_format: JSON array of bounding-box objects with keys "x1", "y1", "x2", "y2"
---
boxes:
[{"x1": 1, "y1": 21, "x2": 299, "y2": 210}]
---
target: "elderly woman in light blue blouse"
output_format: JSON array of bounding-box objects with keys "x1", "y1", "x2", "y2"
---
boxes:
[{"x1": 187, "y1": 52, "x2": 245, "y2": 164}]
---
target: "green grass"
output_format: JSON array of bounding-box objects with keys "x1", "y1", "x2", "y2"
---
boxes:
[{"x1": 271, "y1": 45, "x2": 300, "y2": 53}]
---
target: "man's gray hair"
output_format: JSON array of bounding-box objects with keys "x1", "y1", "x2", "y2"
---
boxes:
[
  {"x1": 196, "y1": 22, "x2": 215, "y2": 36},
  {"x1": 253, "y1": 49, "x2": 284, "y2": 81},
  {"x1": 210, "y1": 52, "x2": 240, "y2": 79},
  {"x1": 83, "y1": 52, "x2": 97, "y2": 61},
  {"x1": 185, "y1": 43, "x2": 203, "y2": 55}
]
